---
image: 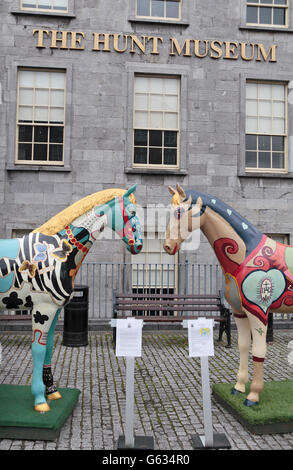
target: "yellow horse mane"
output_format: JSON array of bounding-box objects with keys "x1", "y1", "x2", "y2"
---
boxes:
[{"x1": 32, "y1": 188, "x2": 136, "y2": 236}]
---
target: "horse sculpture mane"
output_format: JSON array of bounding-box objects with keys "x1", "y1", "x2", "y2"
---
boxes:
[{"x1": 32, "y1": 188, "x2": 136, "y2": 236}]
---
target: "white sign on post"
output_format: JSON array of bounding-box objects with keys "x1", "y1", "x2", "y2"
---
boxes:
[
  {"x1": 187, "y1": 319, "x2": 214, "y2": 358},
  {"x1": 115, "y1": 317, "x2": 143, "y2": 357}
]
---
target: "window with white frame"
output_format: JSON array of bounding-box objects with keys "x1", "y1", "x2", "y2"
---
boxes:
[
  {"x1": 136, "y1": 0, "x2": 181, "y2": 20},
  {"x1": 16, "y1": 69, "x2": 66, "y2": 165},
  {"x1": 245, "y1": 81, "x2": 287, "y2": 172},
  {"x1": 132, "y1": 232, "x2": 178, "y2": 293},
  {"x1": 246, "y1": 0, "x2": 288, "y2": 27},
  {"x1": 20, "y1": 0, "x2": 68, "y2": 12},
  {"x1": 133, "y1": 75, "x2": 180, "y2": 168}
]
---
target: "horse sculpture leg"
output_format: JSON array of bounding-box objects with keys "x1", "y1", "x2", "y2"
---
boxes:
[
  {"x1": 31, "y1": 305, "x2": 59, "y2": 412},
  {"x1": 43, "y1": 308, "x2": 62, "y2": 401},
  {"x1": 232, "y1": 312, "x2": 251, "y2": 395},
  {"x1": 244, "y1": 310, "x2": 268, "y2": 406}
]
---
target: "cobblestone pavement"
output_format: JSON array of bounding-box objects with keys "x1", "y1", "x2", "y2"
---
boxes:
[{"x1": 1, "y1": 329, "x2": 293, "y2": 451}]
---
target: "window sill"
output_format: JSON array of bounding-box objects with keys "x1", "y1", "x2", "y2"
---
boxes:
[
  {"x1": 10, "y1": 9, "x2": 76, "y2": 18},
  {"x1": 239, "y1": 170, "x2": 293, "y2": 179},
  {"x1": 6, "y1": 164, "x2": 72, "y2": 172},
  {"x1": 128, "y1": 16, "x2": 189, "y2": 27},
  {"x1": 125, "y1": 167, "x2": 187, "y2": 175},
  {"x1": 239, "y1": 24, "x2": 293, "y2": 33}
]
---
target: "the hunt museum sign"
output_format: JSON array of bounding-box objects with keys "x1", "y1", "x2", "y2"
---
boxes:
[{"x1": 32, "y1": 29, "x2": 277, "y2": 62}]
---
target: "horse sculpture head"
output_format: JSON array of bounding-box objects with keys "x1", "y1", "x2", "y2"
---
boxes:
[
  {"x1": 94, "y1": 184, "x2": 143, "y2": 254},
  {"x1": 164, "y1": 183, "x2": 203, "y2": 255}
]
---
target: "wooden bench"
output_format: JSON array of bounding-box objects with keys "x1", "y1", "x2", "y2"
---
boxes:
[
  {"x1": 0, "y1": 314, "x2": 31, "y2": 321},
  {"x1": 112, "y1": 292, "x2": 232, "y2": 347}
]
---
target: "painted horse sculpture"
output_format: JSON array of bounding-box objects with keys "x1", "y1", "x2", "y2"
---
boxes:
[
  {"x1": 0, "y1": 185, "x2": 143, "y2": 412},
  {"x1": 164, "y1": 183, "x2": 293, "y2": 406}
]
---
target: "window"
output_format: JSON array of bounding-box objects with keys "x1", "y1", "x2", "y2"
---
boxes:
[
  {"x1": 133, "y1": 75, "x2": 180, "y2": 168},
  {"x1": 16, "y1": 69, "x2": 66, "y2": 165},
  {"x1": 245, "y1": 81, "x2": 287, "y2": 172},
  {"x1": 246, "y1": 0, "x2": 288, "y2": 27},
  {"x1": 20, "y1": 0, "x2": 68, "y2": 12},
  {"x1": 266, "y1": 233, "x2": 290, "y2": 244},
  {"x1": 136, "y1": 0, "x2": 181, "y2": 20}
]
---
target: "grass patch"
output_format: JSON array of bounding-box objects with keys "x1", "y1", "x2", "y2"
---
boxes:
[{"x1": 213, "y1": 381, "x2": 293, "y2": 434}]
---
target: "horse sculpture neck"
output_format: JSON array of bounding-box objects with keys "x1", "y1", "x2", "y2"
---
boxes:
[{"x1": 186, "y1": 190, "x2": 264, "y2": 268}]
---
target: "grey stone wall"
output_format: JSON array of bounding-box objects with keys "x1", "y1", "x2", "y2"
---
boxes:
[{"x1": 1, "y1": 0, "x2": 293, "y2": 266}]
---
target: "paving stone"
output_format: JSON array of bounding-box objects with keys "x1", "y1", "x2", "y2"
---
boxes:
[{"x1": 1, "y1": 330, "x2": 293, "y2": 450}]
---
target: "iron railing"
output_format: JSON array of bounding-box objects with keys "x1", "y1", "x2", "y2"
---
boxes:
[{"x1": 74, "y1": 261, "x2": 225, "y2": 319}]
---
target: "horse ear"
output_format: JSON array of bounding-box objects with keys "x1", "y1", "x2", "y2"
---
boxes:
[
  {"x1": 176, "y1": 183, "x2": 186, "y2": 200},
  {"x1": 196, "y1": 196, "x2": 203, "y2": 209},
  {"x1": 168, "y1": 186, "x2": 176, "y2": 196},
  {"x1": 124, "y1": 184, "x2": 137, "y2": 198}
]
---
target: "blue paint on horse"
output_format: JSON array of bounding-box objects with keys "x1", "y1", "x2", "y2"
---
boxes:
[
  {"x1": 185, "y1": 190, "x2": 263, "y2": 257},
  {"x1": 0, "y1": 239, "x2": 19, "y2": 259},
  {"x1": 0, "y1": 273, "x2": 15, "y2": 293},
  {"x1": 0, "y1": 239, "x2": 19, "y2": 292}
]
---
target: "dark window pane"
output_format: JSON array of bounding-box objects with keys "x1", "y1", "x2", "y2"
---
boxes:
[
  {"x1": 149, "y1": 147, "x2": 162, "y2": 164},
  {"x1": 18, "y1": 125, "x2": 32, "y2": 142},
  {"x1": 259, "y1": 152, "x2": 271, "y2": 168},
  {"x1": 50, "y1": 126, "x2": 63, "y2": 143},
  {"x1": 22, "y1": 2, "x2": 36, "y2": 7},
  {"x1": 164, "y1": 131, "x2": 177, "y2": 147},
  {"x1": 34, "y1": 144, "x2": 47, "y2": 161},
  {"x1": 247, "y1": 0, "x2": 259, "y2": 3},
  {"x1": 272, "y1": 152, "x2": 284, "y2": 168},
  {"x1": 261, "y1": 0, "x2": 273, "y2": 3},
  {"x1": 134, "y1": 147, "x2": 147, "y2": 164},
  {"x1": 166, "y1": 0, "x2": 179, "y2": 18},
  {"x1": 246, "y1": 151, "x2": 257, "y2": 167},
  {"x1": 273, "y1": 8, "x2": 285, "y2": 24},
  {"x1": 35, "y1": 126, "x2": 48, "y2": 142},
  {"x1": 152, "y1": 0, "x2": 164, "y2": 17},
  {"x1": 274, "y1": 0, "x2": 286, "y2": 4},
  {"x1": 247, "y1": 6, "x2": 258, "y2": 22},
  {"x1": 49, "y1": 144, "x2": 63, "y2": 161},
  {"x1": 149, "y1": 130, "x2": 162, "y2": 146},
  {"x1": 260, "y1": 6, "x2": 272, "y2": 23},
  {"x1": 134, "y1": 129, "x2": 147, "y2": 146},
  {"x1": 164, "y1": 148, "x2": 177, "y2": 165},
  {"x1": 272, "y1": 135, "x2": 284, "y2": 151},
  {"x1": 137, "y1": 0, "x2": 150, "y2": 16},
  {"x1": 18, "y1": 143, "x2": 32, "y2": 160},
  {"x1": 258, "y1": 135, "x2": 271, "y2": 150},
  {"x1": 246, "y1": 134, "x2": 257, "y2": 150}
]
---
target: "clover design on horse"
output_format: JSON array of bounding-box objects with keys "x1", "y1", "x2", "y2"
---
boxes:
[
  {"x1": 164, "y1": 183, "x2": 293, "y2": 406},
  {"x1": 0, "y1": 185, "x2": 143, "y2": 412}
]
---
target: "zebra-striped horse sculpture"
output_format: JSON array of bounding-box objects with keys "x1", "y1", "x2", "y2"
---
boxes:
[{"x1": 0, "y1": 185, "x2": 143, "y2": 412}]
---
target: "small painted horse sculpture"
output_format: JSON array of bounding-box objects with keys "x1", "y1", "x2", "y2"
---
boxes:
[
  {"x1": 164, "y1": 184, "x2": 293, "y2": 406},
  {"x1": 0, "y1": 185, "x2": 143, "y2": 412}
]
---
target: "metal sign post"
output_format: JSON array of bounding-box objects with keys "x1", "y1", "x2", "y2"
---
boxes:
[
  {"x1": 183, "y1": 319, "x2": 231, "y2": 450},
  {"x1": 111, "y1": 318, "x2": 154, "y2": 450}
]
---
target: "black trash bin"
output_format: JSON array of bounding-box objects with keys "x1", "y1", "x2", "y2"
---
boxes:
[{"x1": 63, "y1": 285, "x2": 89, "y2": 347}]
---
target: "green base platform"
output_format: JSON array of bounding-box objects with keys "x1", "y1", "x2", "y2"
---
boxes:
[
  {"x1": 0, "y1": 384, "x2": 80, "y2": 441},
  {"x1": 213, "y1": 381, "x2": 293, "y2": 435}
]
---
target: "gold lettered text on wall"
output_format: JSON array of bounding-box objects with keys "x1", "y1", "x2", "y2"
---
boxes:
[{"x1": 32, "y1": 29, "x2": 277, "y2": 62}]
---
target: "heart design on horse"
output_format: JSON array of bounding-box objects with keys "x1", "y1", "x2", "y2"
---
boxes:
[{"x1": 242, "y1": 268, "x2": 286, "y2": 315}]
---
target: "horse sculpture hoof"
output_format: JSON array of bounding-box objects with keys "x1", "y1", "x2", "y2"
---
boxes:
[
  {"x1": 244, "y1": 398, "x2": 258, "y2": 407},
  {"x1": 47, "y1": 391, "x2": 62, "y2": 400},
  {"x1": 231, "y1": 388, "x2": 244, "y2": 395},
  {"x1": 34, "y1": 402, "x2": 51, "y2": 412}
]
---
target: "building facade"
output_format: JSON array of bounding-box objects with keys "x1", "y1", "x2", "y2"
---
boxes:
[{"x1": 1, "y1": 0, "x2": 293, "y2": 284}]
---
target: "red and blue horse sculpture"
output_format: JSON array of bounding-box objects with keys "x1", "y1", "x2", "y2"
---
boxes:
[{"x1": 164, "y1": 184, "x2": 293, "y2": 406}]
